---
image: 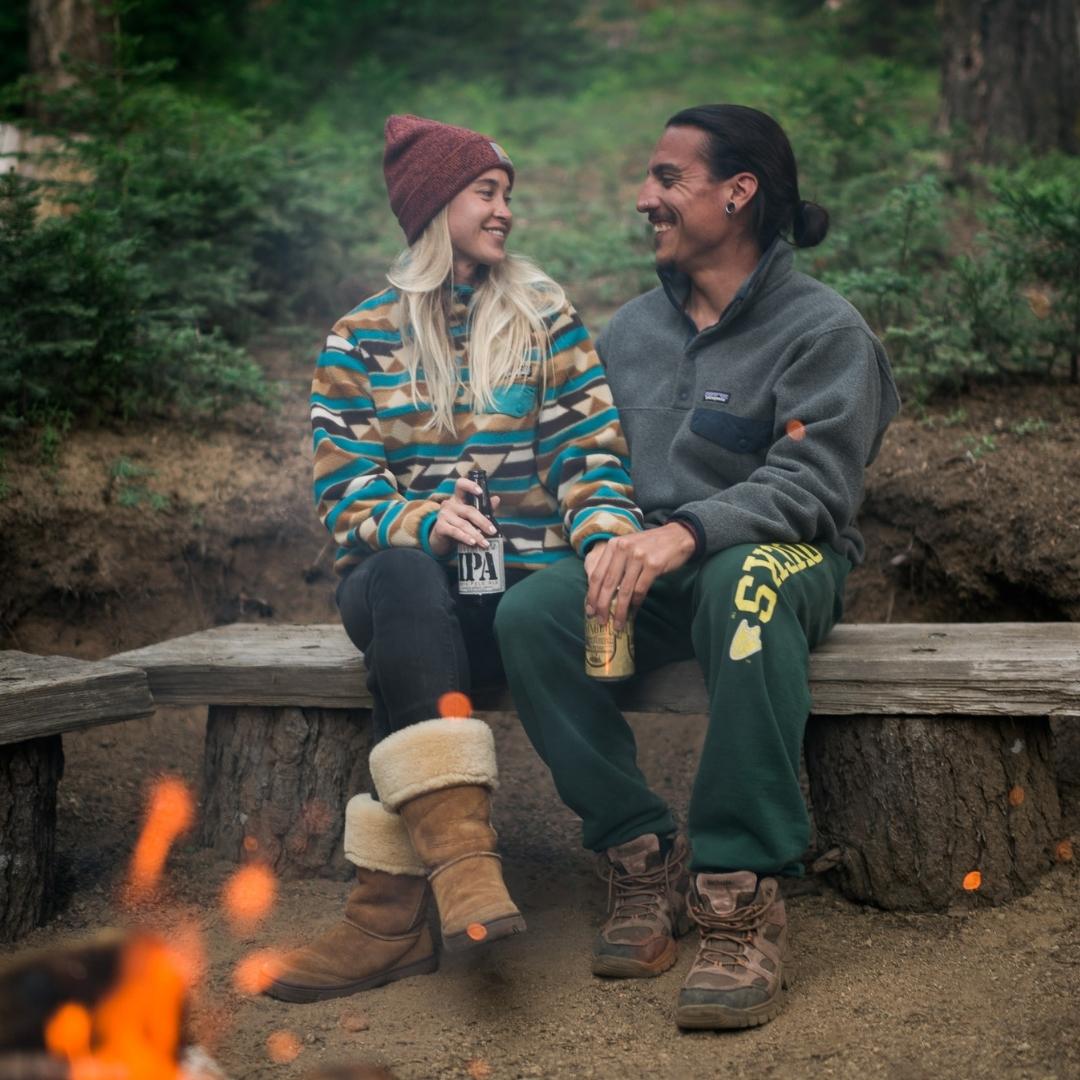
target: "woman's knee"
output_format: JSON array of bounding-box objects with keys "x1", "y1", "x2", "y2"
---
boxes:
[{"x1": 339, "y1": 548, "x2": 453, "y2": 623}]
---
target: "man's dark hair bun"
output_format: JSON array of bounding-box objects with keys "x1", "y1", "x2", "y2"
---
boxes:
[{"x1": 793, "y1": 200, "x2": 829, "y2": 248}]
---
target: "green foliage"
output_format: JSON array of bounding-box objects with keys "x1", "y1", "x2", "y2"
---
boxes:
[
  {"x1": 982, "y1": 157, "x2": 1080, "y2": 382},
  {"x1": 0, "y1": 172, "x2": 268, "y2": 432},
  {"x1": 3, "y1": 0, "x2": 1077, "y2": 434},
  {"x1": 110, "y1": 456, "x2": 169, "y2": 510}
]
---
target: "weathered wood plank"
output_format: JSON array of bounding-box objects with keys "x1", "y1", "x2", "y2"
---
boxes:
[
  {"x1": 0, "y1": 652, "x2": 155, "y2": 746},
  {"x1": 111, "y1": 622, "x2": 1080, "y2": 717}
]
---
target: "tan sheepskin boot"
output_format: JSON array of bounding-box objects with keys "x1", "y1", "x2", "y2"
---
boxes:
[
  {"x1": 369, "y1": 717, "x2": 526, "y2": 952},
  {"x1": 264, "y1": 794, "x2": 437, "y2": 1003}
]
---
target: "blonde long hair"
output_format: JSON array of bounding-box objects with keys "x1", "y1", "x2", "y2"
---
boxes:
[{"x1": 386, "y1": 207, "x2": 566, "y2": 434}]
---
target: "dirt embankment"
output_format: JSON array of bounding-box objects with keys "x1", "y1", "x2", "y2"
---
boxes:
[{"x1": 3, "y1": 366, "x2": 1079, "y2": 658}]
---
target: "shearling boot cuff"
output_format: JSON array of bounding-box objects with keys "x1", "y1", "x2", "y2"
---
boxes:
[
  {"x1": 343, "y1": 793, "x2": 426, "y2": 876},
  {"x1": 368, "y1": 717, "x2": 498, "y2": 812}
]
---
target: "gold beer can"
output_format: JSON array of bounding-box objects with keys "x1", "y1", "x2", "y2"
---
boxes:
[{"x1": 584, "y1": 607, "x2": 635, "y2": 681}]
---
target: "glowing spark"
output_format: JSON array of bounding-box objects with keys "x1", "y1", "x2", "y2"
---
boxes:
[
  {"x1": 962, "y1": 870, "x2": 982, "y2": 891},
  {"x1": 466, "y1": 923, "x2": 488, "y2": 942},
  {"x1": 266, "y1": 1030, "x2": 302, "y2": 1064},
  {"x1": 233, "y1": 949, "x2": 284, "y2": 995},
  {"x1": 785, "y1": 419, "x2": 806, "y2": 441},
  {"x1": 302, "y1": 799, "x2": 334, "y2": 834},
  {"x1": 1056, "y1": 839, "x2": 1074, "y2": 863},
  {"x1": 467, "y1": 1057, "x2": 493, "y2": 1080},
  {"x1": 438, "y1": 691, "x2": 473, "y2": 719},
  {"x1": 223, "y1": 863, "x2": 278, "y2": 933},
  {"x1": 165, "y1": 916, "x2": 206, "y2": 989},
  {"x1": 243, "y1": 835, "x2": 259, "y2": 853},
  {"x1": 1022, "y1": 286, "x2": 1052, "y2": 320},
  {"x1": 1007, "y1": 786, "x2": 1025, "y2": 807},
  {"x1": 125, "y1": 776, "x2": 195, "y2": 904}
]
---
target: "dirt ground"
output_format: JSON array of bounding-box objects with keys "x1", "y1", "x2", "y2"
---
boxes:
[
  {"x1": 6, "y1": 707, "x2": 1079, "y2": 1080},
  {"x1": 2, "y1": 356, "x2": 1080, "y2": 1078}
]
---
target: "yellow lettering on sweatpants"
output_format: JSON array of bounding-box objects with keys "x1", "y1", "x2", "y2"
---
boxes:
[
  {"x1": 734, "y1": 574, "x2": 778, "y2": 624},
  {"x1": 741, "y1": 547, "x2": 789, "y2": 588}
]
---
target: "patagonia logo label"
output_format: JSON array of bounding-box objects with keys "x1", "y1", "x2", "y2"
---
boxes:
[{"x1": 704, "y1": 390, "x2": 730, "y2": 403}]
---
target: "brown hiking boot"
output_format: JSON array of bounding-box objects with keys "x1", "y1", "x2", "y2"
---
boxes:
[
  {"x1": 592, "y1": 833, "x2": 691, "y2": 978},
  {"x1": 675, "y1": 871, "x2": 790, "y2": 1030},
  {"x1": 264, "y1": 867, "x2": 437, "y2": 1003}
]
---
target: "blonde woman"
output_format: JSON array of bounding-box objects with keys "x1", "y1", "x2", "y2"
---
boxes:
[{"x1": 265, "y1": 115, "x2": 643, "y2": 1002}]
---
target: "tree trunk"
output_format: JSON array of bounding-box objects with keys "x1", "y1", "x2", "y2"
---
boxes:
[
  {"x1": 0, "y1": 735, "x2": 63, "y2": 942},
  {"x1": 201, "y1": 706, "x2": 373, "y2": 880},
  {"x1": 805, "y1": 714, "x2": 1061, "y2": 910},
  {"x1": 939, "y1": 0, "x2": 1080, "y2": 166},
  {"x1": 27, "y1": 0, "x2": 112, "y2": 116}
]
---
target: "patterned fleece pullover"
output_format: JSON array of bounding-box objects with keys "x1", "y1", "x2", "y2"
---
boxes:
[{"x1": 311, "y1": 283, "x2": 644, "y2": 577}]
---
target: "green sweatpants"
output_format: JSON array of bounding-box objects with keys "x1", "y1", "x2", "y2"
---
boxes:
[{"x1": 493, "y1": 542, "x2": 850, "y2": 874}]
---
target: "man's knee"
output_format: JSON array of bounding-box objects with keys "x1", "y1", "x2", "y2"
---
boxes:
[
  {"x1": 696, "y1": 542, "x2": 824, "y2": 622},
  {"x1": 494, "y1": 557, "x2": 586, "y2": 649}
]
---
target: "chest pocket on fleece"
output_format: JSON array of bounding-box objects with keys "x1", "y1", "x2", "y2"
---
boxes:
[
  {"x1": 482, "y1": 382, "x2": 537, "y2": 418},
  {"x1": 690, "y1": 408, "x2": 773, "y2": 454}
]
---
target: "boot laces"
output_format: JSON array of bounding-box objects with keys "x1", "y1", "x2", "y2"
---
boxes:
[
  {"x1": 598, "y1": 844, "x2": 685, "y2": 923},
  {"x1": 690, "y1": 893, "x2": 770, "y2": 971}
]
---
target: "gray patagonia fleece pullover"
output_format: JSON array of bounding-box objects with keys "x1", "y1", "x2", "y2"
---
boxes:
[{"x1": 595, "y1": 239, "x2": 900, "y2": 565}]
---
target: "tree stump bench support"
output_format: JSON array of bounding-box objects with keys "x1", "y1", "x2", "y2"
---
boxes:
[
  {"x1": 0, "y1": 653, "x2": 154, "y2": 942},
  {"x1": 113, "y1": 622, "x2": 1079, "y2": 910}
]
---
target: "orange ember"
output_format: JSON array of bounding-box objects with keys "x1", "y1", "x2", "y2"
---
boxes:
[
  {"x1": 46, "y1": 935, "x2": 186, "y2": 1080},
  {"x1": 1056, "y1": 839, "x2": 1074, "y2": 863},
  {"x1": 466, "y1": 923, "x2": 488, "y2": 942},
  {"x1": 438, "y1": 691, "x2": 473, "y2": 719},
  {"x1": 234, "y1": 949, "x2": 284, "y2": 995},
  {"x1": 243, "y1": 835, "x2": 260, "y2": 853},
  {"x1": 267, "y1": 1030, "x2": 302, "y2": 1064},
  {"x1": 1008, "y1": 786, "x2": 1025, "y2": 807},
  {"x1": 124, "y1": 777, "x2": 195, "y2": 904},
  {"x1": 467, "y1": 1057, "x2": 494, "y2": 1080},
  {"x1": 165, "y1": 916, "x2": 207, "y2": 989},
  {"x1": 785, "y1": 419, "x2": 807, "y2": 441},
  {"x1": 223, "y1": 863, "x2": 278, "y2": 933},
  {"x1": 962, "y1": 870, "x2": 982, "y2": 891}
]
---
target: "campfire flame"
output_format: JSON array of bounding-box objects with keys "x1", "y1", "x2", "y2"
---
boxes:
[{"x1": 44, "y1": 935, "x2": 186, "y2": 1080}]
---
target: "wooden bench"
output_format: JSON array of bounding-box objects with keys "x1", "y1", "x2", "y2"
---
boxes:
[
  {"x1": 0, "y1": 653, "x2": 155, "y2": 942},
  {"x1": 111, "y1": 622, "x2": 1080, "y2": 913}
]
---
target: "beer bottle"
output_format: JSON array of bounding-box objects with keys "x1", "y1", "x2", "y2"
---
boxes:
[{"x1": 457, "y1": 468, "x2": 506, "y2": 602}]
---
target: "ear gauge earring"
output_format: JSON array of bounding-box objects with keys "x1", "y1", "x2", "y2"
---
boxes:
[{"x1": 725, "y1": 201, "x2": 737, "y2": 216}]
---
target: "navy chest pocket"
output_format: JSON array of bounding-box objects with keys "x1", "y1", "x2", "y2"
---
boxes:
[
  {"x1": 482, "y1": 382, "x2": 537, "y2": 418},
  {"x1": 690, "y1": 408, "x2": 773, "y2": 454}
]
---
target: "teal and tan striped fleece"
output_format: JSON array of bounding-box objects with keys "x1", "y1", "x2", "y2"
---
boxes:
[{"x1": 311, "y1": 283, "x2": 644, "y2": 577}]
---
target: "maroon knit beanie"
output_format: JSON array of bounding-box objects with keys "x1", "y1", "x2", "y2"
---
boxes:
[{"x1": 383, "y1": 114, "x2": 515, "y2": 245}]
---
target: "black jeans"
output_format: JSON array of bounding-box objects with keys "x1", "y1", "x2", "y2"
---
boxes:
[{"x1": 336, "y1": 547, "x2": 530, "y2": 744}]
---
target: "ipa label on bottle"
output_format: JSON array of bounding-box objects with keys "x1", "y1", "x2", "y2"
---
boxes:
[{"x1": 457, "y1": 537, "x2": 506, "y2": 596}]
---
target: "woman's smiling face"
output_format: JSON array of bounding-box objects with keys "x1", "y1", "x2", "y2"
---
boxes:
[{"x1": 447, "y1": 168, "x2": 514, "y2": 282}]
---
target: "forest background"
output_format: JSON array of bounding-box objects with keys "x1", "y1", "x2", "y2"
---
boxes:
[
  {"x1": 2, "y1": 4, "x2": 1080, "y2": 1079},
  {"x1": 2, "y1": 0, "x2": 1079, "y2": 448}
]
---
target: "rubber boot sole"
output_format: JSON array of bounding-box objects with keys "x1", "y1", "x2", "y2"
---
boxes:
[
  {"x1": 263, "y1": 953, "x2": 439, "y2": 1004},
  {"x1": 675, "y1": 968, "x2": 794, "y2": 1030},
  {"x1": 441, "y1": 912, "x2": 527, "y2": 953}
]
